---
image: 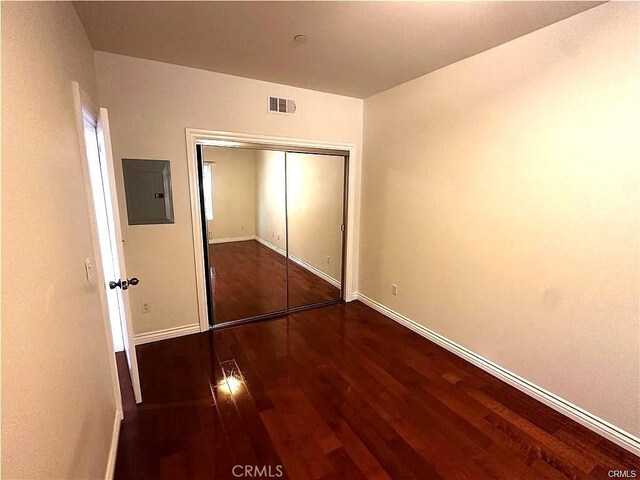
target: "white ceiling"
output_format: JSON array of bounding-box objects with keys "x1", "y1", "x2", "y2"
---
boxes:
[{"x1": 73, "y1": 1, "x2": 603, "y2": 98}]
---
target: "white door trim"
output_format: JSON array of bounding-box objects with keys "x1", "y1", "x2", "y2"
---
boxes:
[{"x1": 185, "y1": 128, "x2": 360, "y2": 332}]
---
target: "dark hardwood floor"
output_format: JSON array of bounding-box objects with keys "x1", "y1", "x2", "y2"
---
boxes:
[
  {"x1": 208, "y1": 240, "x2": 340, "y2": 324},
  {"x1": 114, "y1": 301, "x2": 638, "y2": 479}
]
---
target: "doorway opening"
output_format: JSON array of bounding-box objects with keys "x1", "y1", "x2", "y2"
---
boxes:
[
  {"x1": 82, "y1": 111, "x2": 126, "y2": 352},
  {"x1": 75, "y1": 83, "x2": 143, "y2": 404},
  {"x1": 194, "y1": 142, "x2": 349, "y2": 329}
]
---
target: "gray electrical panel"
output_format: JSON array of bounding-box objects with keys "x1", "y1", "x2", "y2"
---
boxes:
[{"x1": 122, "y1": 159, "x2": 174, "y2": 225}]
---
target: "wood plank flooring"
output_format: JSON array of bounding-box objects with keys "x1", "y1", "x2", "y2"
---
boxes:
[
  {"x1": 114, "y1": 302, "x2": 639, "y2": 479},
  {"x1": 208, "y1": 240, "x2": 340, "y2": 324}
]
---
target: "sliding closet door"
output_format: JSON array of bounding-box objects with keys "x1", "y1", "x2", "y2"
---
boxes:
[
  {"x1": 285, "y1": 152, "x2": 345, "y2": 308},
  {"x1": 204, "y1": 147, "x2": 287, "y2": 324}
]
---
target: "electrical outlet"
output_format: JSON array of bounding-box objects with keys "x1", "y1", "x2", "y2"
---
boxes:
[
  {"x1": 240, "y1": 225, "x2": 245, "y2": 231},
  {"x1": 391, "y1": 284, "x2": 398, "y2": 296},
  {"x1": 208, "y1": 231, "x2": 213, "y2": 240},
  {"x1": 326, "y1": 256, "x2": 331, "y2": 264},
  {"x1": 277, "y1": 234, "x2": 281, "y2": 241},
  {"x1": 142, "y1": 303, "x2": 151, "y2": 314}
]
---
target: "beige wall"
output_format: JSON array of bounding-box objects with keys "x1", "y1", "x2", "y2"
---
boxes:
[
  {"x1": 255, "y1": 150, "x2": 287, "y2": 252},
  {"x1": 287, "y1": 153, "x2": 344, "y2": 282},
  {"x1": 95, "y1": 52, "x2": 363, "y2": 335},
  {"x1": 204, "y1": 147, "x2": 256, "y2": 241},
  {"x1": 1, "y1": 2, "x2": 118, "y2": 478},
  {"x1": 360, "y1": 2, "x2": 640, "y2": 436}
]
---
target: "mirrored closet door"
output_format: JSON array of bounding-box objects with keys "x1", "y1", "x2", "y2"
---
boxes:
[
  {"x1": 286, "y1": 153, "x2": 344, "y2": 309},
  {"x1": 197, "y1": 144, "x2": 347, "y2": 327}
]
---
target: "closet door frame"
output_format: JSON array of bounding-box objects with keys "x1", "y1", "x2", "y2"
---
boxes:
[{"x1": 185, "y1": 129, "x2": 359, "y2": 332}]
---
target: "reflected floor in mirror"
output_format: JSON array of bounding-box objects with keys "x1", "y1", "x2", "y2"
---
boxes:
[
  {"x1": 114, "y1": 302, "x2": 639, "y2": 479},
  {"x1": 209, "y1": 240, "x2": 340, "y2": 324}
]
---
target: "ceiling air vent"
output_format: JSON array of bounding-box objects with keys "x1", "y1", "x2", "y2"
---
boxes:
[{"x1": 268, "y1": 96, "x2": 297, "y2": 115}]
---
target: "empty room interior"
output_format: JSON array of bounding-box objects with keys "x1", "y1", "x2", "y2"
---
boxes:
[{"x1": 2, "y1": 1, "x2": 639, "y2": 479}]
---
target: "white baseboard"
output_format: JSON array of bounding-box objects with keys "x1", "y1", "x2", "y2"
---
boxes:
[
  {"x1": 105, "y1": 408, "x2": 123, "y2": 480},
  {"x1": 134, "y1": 324, "x2": 201, "y2": 345},
  {"x1": 209, "y1": 235, "x2": 256, "y2": 244},
  {"x1": 355, "y1": 292, "x2": 640, "y2": 456},
  {"x1": 255, "y1": 236, "x2": 340, "y2": 288}
]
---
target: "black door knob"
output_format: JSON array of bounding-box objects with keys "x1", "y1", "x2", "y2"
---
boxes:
[
  {"x1": 109, "y1": 279, "x2": 127, "y2": 290},
  {"x1": 109, "y1": 277, "x2": 139, "y2": 290}
]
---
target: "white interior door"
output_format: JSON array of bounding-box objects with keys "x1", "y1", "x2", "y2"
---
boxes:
[{"x1": 96, "y1": 108, "x2": 142, "y2": 404}]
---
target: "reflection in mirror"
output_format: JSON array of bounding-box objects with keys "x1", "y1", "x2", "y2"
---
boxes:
[
  {"x1": 286, "y1": 153, "x2": 344, "y2": 308},
  {"x1": 203, "y1": 146, "x2": 287, "y2": 324}
]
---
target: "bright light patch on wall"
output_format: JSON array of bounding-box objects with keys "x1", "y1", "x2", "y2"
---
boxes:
[
  {"x1": 203, "y1": 163, "x2": 213, "y2": 220},
  {"x1": 287, "y1": 159, "x2": 303, "y2": 211}
]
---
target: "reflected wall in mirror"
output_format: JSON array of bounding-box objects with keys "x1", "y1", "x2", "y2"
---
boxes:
[
  {"x1": 286, "y1": 153, "x2": 344, "y2": 308},
  {"x1": 203, "y1": 146, "x2": 286, "y2": 324}
]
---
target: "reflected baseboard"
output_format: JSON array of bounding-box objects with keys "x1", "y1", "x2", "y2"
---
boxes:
[
  {"x1": 289, "y1": 254, "x2": 340, "y2": 288},
  {"x1": 254, "y1": 236, "x2": 340, "y2": 288},
  {"x1": 254, "y1": 236, "x2": 286, "y2": 256},
  {"x1": 209, "y1": 235, "x2": 256, "y2": 244}
]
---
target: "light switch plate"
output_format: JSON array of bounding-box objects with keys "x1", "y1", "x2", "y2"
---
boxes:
[{"x1": 84, "y1": 258, "x2": 93, "y2": 283}]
